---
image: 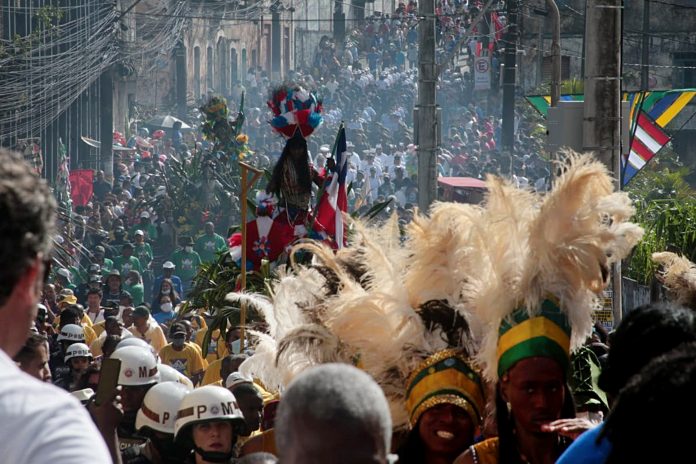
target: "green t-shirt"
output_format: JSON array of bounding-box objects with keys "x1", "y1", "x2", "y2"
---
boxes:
[
  {"x1": 113, "y1": 255, "x2": 142, "y2": 276},
  {"x1": 123, "y1": 282, "x2": 145, "y2": 306},
  {"x1": 195, "y1": 233, "x2": 228, "y2": 263},
  {"x1": 99, "y1": 258, "x2": 114, "y2": 278},
  {"x1": 171, "y1": 249, "x2": 202, "y2": 282},
  {"x1": 133, "y1": 243, "x2": 154, "y2": 268}
]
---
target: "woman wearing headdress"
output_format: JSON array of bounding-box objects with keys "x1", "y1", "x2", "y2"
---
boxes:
[
  {"x1": 265, "y1": 83, "x2": 327, "y2": 228},
  {"x1": 454, "y1": 154, "x2": 644, "y2": 464}
]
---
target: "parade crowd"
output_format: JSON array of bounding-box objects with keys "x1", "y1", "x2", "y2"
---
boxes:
[{"x1": 3, "y1": 2, "x2": 694, "y2": 464}]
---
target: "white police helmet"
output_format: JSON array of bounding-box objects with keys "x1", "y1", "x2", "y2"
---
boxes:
[
  {"x1": 174, "y1": 386, "x2": 246, "y2": 440},
  {"x1": 111, "y1": 345, "x2": 160, "y2": 386},
  {"x1": 58, "y1": 324, "x2": 85, "y2": 342},
  {"x1": 64, "y1": 342, "x2": 92, "y2": 362},
  {"x1": 136, "y1": 381, "x2": 191, "y2": 434}
]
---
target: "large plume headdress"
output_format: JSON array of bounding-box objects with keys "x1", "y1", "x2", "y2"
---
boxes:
[
  {"x1": 651, "y1": 252, "x2": 696, "y2": 309},
  {"x1": 229, "y1": 214, "x2": 486, "y2": 431},
  {"x1": 267, "y1": 83, "x2": 323, "y2": 139},
  {"x1": 472, "y1": 152, "x2": 644, "y2": 382}
]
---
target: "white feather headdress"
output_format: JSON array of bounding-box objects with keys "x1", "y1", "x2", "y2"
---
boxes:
[{"x1": 652, "y1": 251, "x2": 696, "y2": 309}]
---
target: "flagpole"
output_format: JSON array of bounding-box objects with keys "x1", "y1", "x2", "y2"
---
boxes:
[
  {"x1": 310, "y1": 122, "x2": 344, "y2": 235},
  {"x1": 238, "y1": 161, "x2": 263, "y2": 350}
]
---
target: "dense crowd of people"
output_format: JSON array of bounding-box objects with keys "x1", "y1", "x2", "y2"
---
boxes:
[{"x1": 5, "y1": 3, "x2": 692, "y2": 464}]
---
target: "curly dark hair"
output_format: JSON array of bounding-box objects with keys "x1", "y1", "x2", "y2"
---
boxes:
[
  {"x1": 0, "y1": 149, "x2": 56, "y2": 305},
  {"x1": 597, "y1": 303, "x2": 696, "y2": 398}
]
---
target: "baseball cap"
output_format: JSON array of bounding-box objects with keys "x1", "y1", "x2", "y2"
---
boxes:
[
  {"x1": 134, "y1": 230, "x2": 145, "y2": 237},
  {"x1": 57, "y1": 268, "x2": 71, "y2": 279},
  {"x1": 225, "y1": 372, "x2": 254, "y2": 389},
  {"x1": 140, "y1": 211, "x2": 150, "y2": 219},
  {"x1": 94, "y1": 245, "x2": 106, "y2": 255},
  {"x1": 59, "y1": 294, "x2": 78, "y2": 305},
  {"x1": 162, "y1": 261, "x2": 175, "y2": 269}
]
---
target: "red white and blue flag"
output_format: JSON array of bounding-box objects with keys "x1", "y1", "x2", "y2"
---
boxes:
[
  {"x1": 623, "y1": 111, "x2": 670, "y2": 186},
  {"x1": 314, "y1": 124, "x2": 349, "y2": 248}
]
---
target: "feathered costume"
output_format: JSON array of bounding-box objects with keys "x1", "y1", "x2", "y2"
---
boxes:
[
  {"x1": 651, "y1": 251, "x2": 696, "y2": 309},
  {"x1": 227, "y1": 152, "x2": 644, "y2": 435}
]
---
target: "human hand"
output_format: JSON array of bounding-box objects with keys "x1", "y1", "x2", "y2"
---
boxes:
[
  {"x1": 540, "y1": 418, "x2": 596, "y2": 440},
  {"x1": 88, "y1": 385, "x2": 124, "y2": 433}
]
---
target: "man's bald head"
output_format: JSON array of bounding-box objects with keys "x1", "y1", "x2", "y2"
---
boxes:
[{"x1": 275, "y1": 364, "x2": 392, "y2": 464}]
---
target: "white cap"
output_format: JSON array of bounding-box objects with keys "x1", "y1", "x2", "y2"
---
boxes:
[
  {"x1": 163, "y1": 261, "x2": 175, "y2": 269},
  {"x1": 140, "y1": 211, "x2": 150, "y2": 218},
  {"x1": 134, "y1": 229, "x2": 145, "y2": 236},
  {"x1": 57, "y1": 268, "x2": 72, "y2": 279},
  {"x1": 225, "y1": 372, "x2": 254, "y2": 389},
  {"x1": 136, "y1": 382, "x2": 191, "y2": 434},
  {"x1": 319, "y1": 144, "x2": 331, "y2": 153}
]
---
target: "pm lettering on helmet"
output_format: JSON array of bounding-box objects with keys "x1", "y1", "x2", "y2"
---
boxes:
[
  {"x1": 196, "y1": 405, "x2": 207, "y2": 418},
  {"x1": 139, "y1": 366, "x2": 148, "y2": 378},
  {"x1": 220, "y1": 401, "x2": 238, "y2": 416},
  {"x1": 162, "y1": 412, "x2": 170, "y2": 424}
]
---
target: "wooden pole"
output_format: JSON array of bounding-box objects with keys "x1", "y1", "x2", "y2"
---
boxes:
[{"x1": 238, "y1": 161, "x2": 263, "y2": 350}]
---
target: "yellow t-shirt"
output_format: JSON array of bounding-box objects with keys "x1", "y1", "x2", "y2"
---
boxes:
[
  {"x1": 92, "y1": 320, "x2": 106, "y2": 338},
  {"x1": 129, "y1": 321, "x2": 167, "y2": 353},
  {"x1": 194, "y1": 328, "x2": 229, "y2": 364},
  {"x1": 84, "y1": 325, "x2": 97, "y2": 347},
  {"x1": 159, "y1": 343, "x2": 206, "y2": 379},
  {"x1": 202, "y1": 358, "x2": 223, "y2": 386}
]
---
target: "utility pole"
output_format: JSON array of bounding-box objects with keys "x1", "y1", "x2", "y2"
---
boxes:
[
  {"x1": 416, "y1": 0, "x2": 439, "y2": 210},
  {"x1": 641, "y1": 0, "x2": 650, "y2": 90},
  {"x1": 501, "y1": 0, "x2": 518, "y2": 151},
  {"x1": 271, "y1": 6, "x2": 281, "y2": 81},
  {"x1": 100, "y1": 68, "x2": 113, "y2": 178},
  {"x1": 583, "y1": 0, "x2": 623, "y2": 322},
  {"x1": 334, "y1": 1, "x2": 346, "y2": 49},
  {"x1": 175, "y1": 41, "x2": 187, "y2": 119},
  {"x1": 547, "y1": 0, "x2": 561, "y2": 107}
]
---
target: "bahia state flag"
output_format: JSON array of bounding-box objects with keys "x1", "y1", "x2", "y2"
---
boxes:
[
  {"x1": 622, "y1": 111, "x2": 670, "y2": 186},
  {"x1": 314, "y1": 123, "x2": 349, "y2": 248}
]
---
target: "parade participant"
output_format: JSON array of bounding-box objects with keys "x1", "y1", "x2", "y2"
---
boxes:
[
  {"x1": 152, "y1": 261, "x2": 183, "y2": 299},
  {"x1": 86, "y1": 287, "x2": 106, "y2": 324},
  {"x1": 159, "y1": 324, "x2": 206, "y2": 385},
  {"x1": 111, "y1": 345, "x2": 160, "y2": 446},
  {"x1": 14, "y1": 332, "x2": 52, "y2": 382},
  {"x1": 195, "y1": 221, "x2": 228, "y2": 263},
  {"x1": 131, "y1": 211, "x2": 158, "y2": 241},
  {"x1": 152, "y1": 277, "x2": 181, "y2": 316},
  {"x1": 153, "y1": 294, "x2": 176, "y2": 324},
  {"x1": 454, "y1": 155, "x2": 644, "y2": 464},
  {"x1": 124, "y1": 271, "x2": 145, "y2": 306},
  {"x1": 170, "y1": 236, "x2": 202, "y2": 295},
  {"x1": 129, "y1": 306, "x2": 168, "y2": 352},
  {"x1": 50, "y1": 322, "x2": 86, "y2": 379},
  {"x1": 91, "y1": 316, "x2": 129, "y2": 357},
  {"x1": 0, "y1": 147, "x2": 110, "y2": 463},
  {"x1": 556, "y1": 303, "x2": 696, "y2": 464},
  {"x1": 275, "y1": 364, "x2": 394, "y2": 464},
  {"x1": 202, "y1": 353, "x2": 247, "y2": 386},
  {"x1": 599, "y1": 342, "x2": 696, "y2": 463},
  {"x1": 114, "y1": 242, "x2": 143, "y2": 276},
  {"x1": 92, "y1": 244, "x2": 114, "y2": 277},
  {"x1": 174, "y1": 385, "x2": 247, "y2": 463},
  {"x1": 123, "y1": 381, "x2": 191, "y2": 464},
  {"x1": 54, "y1": 342, "x2": 93, "y2": 391},
  {"x1": 227, "y1": 379, "x2": 264, "y2": 436},
  {"x1": 195, "y1": 323, "x2": 232, "y2": 365},
  {"x1": 133, "y1": 230, "x2": 153, "y2": 289},
  {"x1": 104, "y1": 268, "x2": 124, "y2": 307}
]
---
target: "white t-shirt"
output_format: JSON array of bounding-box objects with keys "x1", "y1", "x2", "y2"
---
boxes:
[{"x1": 0, "y1": 349, "x2": 111, "y2": 463}]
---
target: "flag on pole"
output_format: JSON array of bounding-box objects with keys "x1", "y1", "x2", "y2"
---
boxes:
[
  {"x1": 315, "y1": 123, "x2": 349, "y2": 248},
  {"x1": 68, "y1": 169, "x2": 94, "y2": 207},
  {"x1": 623, "y1": 111, "x2": 670, "y2": 186}
]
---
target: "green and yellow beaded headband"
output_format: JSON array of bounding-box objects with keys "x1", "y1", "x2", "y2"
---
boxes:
[
  {"x1": 405, "y1": 349, "x2": 485, "y2": 428},
  {"x1": 497, "y1": 298, "x2": 572, "y2": 378}
]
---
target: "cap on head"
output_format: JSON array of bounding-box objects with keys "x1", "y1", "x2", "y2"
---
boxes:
[
  {"x1": 140, "y1": 211, "x2": 150, "y2": 219},
  {"x1": 132, "y1": 306, "x2": 150, "y2": 319},
  {"x1": 163, "y1": 261, "x2": 175, "y2": 270}
]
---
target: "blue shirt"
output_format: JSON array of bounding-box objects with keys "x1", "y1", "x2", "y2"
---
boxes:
[
  {"x1": 152, "y1": 274, "x2": 183, "y2": 300},
  {"x1": 556, "y1": 424, "x2": 612, "y2": 464}
]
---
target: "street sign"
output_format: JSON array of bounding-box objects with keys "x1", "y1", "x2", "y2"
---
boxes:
[{"x1": 474, "y1": 56, "x2": 491, "y2": 91}]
